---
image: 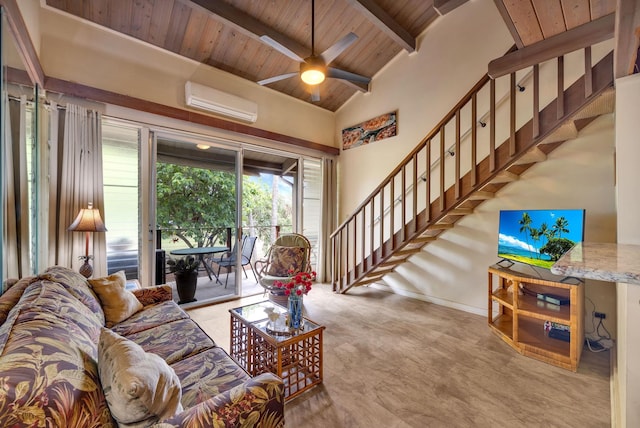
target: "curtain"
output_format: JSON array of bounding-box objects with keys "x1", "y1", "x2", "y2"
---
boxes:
[
  {"x1": 49, "y1": 103, "x2": 106, "y2": 276},
  {"x1": 319, "y1": 157, "x2": 336, "y2": 283},
  {"x1": 2, "y1": 95, "x2": 29, "y2": 280}
]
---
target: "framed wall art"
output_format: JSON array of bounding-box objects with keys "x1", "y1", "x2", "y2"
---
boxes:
[{"x1": 342, "y1": 111, "x2": 397, "y2": 150}]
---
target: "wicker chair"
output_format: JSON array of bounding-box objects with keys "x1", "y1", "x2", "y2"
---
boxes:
[{"x1": 255, "y1": 233, "x2": 312, "y2": 305}]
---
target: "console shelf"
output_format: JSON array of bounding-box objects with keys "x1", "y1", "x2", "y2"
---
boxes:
[{"x1": 488, "y1": 265, "x2": 584, "y2": 371}]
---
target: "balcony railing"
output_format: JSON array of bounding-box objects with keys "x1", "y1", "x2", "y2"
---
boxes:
[{"x1": 107, "y1": 224, "x2": 293, "y2": 280}]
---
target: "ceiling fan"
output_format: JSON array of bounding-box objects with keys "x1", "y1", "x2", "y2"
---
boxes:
[{"x1": 257, "y1": 0, "x2": 371, "y2": 102}]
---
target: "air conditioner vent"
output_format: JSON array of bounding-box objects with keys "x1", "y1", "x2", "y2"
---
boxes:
[{"x1": 185, "y1": 81, "x2": 258, "y2": 123}]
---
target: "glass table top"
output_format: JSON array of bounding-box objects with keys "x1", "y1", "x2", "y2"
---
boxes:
[{"x1": 230, "y1": 300, "x2": 323, "y2": 341}]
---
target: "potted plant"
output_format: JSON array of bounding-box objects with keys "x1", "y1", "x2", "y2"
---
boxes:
[{"x1": 167, "y1": 256, "x2": 200, "y2": 304}]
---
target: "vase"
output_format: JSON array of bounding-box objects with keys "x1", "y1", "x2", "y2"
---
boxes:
[
  {"x1": 175, "y1": 271, "x2": 198, "y2": 304},
  {"x1": 287, "y1": 294, "x2": 303, "y2": 330}
]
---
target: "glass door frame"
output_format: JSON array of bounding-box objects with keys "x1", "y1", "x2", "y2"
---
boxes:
[{"x1": 146, "y1": 129, "x2": 243, "y2": 298}]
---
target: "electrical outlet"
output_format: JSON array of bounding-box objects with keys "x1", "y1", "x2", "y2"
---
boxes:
[{"x1": 594, "y1": 311, "x2": 606, "y2": 319}]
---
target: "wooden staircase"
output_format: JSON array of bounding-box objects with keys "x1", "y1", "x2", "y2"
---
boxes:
[{"x1": 331, "y1": 47, "x2": 614, "y2": 294}]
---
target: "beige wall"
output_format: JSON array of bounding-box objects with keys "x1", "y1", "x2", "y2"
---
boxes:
[
  {"x1": 335, "y1": 0, "x2": 513, "y2": 216},
  {"x1": 614, "y1": 73, "x2": 640, "y2": 428},
  {"x1": 382, "y1": 116, "x2": 616, "y2": 317},
  {"x1": 35, "y1": 2, "x2": 335, "y2": 148},
  {"x1": 334, "y1": 0, "x2": 617, "y2": 327}
]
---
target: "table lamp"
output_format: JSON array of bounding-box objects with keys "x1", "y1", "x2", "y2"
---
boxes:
[{"x1": 67, "y1": 202, "x2": 107, "y2": 278}]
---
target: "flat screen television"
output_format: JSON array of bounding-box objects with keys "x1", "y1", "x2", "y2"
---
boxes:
[{"x1": 497, "y1": 209, "x2": 585, "y2": 269}]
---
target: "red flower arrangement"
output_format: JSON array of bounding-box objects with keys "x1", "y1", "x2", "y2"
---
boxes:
[{"x1": 273, "y1": 269, "x2": 316, "y2": 296}]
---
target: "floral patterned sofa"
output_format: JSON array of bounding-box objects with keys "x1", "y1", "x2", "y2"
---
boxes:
[{"x1": 0, "y1": 266, "x2": 284, "y2": 427}]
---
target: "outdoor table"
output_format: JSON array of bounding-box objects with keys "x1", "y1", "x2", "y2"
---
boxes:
[{"x1": 170, "y1": 246, "x2": 229, "y2": 284}]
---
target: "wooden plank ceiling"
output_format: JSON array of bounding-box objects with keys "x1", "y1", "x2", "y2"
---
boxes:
[
  {"x1": 44, "y1": 0, "x2": 615, "y2": 112},
  {"x1": 493, "y1": 0, "x2": 616, "y2": 48}
]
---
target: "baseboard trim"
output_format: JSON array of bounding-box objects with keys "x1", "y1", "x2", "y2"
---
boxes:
[{"x1": 368, "y1": 282, "x2": 486, "y2": 317}]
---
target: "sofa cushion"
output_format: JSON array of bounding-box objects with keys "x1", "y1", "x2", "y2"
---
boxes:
[
  {"x1": 0, "y1": 295, "x2": 114, "y2": 427},
  {"x1": 111, "y1": 301, "x2": 189, "y2": 337},
  {"x1": 89, "y1": 271, "x2": 143, "y2": 327},
  {"x1": 40, "y1": 266, "x2": 105, "y2": 325},
  {"x1": 267, "y1": 245, "x2": 305, "y2": 276},
  {"x1": 170, "y1": 347, "x2": 251, "y2": 409},
  {"x1": 126, "y1": 318, "x2": 215, "y2": 365},
  {"x1": 98, "y1": 329, "x2": 183, "y2": 427},
  {"x1": 23, "y1": 280, "x2": 104, "y2": 350}
]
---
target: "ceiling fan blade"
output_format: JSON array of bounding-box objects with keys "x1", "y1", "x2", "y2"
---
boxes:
[
  {"x1": 327, "y1": 67, "x2": 371, "y2": 84},
  {"x1": 259, "y1": 35, "x2": 305, "y2": 62},
  {"x1": 257, "y1": 72, "x2": 299, "y2": 86},
  {"x1": 320, "y1": 32, "x2": 358, "y2": 65},
  {"x1": 311, "y1": 86, "x2": 320, "y2": 102}
]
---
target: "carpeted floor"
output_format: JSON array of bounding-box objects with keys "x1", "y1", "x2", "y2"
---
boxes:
[{"x1": 188, "y1": 283, "x2": 611, "y2": 428}]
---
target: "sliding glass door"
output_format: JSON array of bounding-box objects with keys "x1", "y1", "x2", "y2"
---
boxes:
[
  {"x1": 154, "y1": 133, "x2": 241, "y2": 305},
  {"x1": 102, "y1": 118, "x2": 326, "y2": 305}
]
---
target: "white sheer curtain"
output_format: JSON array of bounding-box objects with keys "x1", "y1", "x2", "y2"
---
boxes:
[
  {"x1": 49, "y1": 103, "x2": 107, "y2": 276},
  {"x1": 2, "y1": 95, "x2": 29, "y2": 281}
]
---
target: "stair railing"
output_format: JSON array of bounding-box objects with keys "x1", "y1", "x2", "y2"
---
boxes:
[{"x1": 331, "y1": 45, "x2": 614, "y2": 293}]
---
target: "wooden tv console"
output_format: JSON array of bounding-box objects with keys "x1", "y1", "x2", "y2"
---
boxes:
[{"x1": 488, "y1": 264, "x2": 584, "y2": 371}]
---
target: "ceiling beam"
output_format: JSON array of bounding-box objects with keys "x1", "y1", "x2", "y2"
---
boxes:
[
  {"x1": 615, "y1": 0, "x2": 640, "y2": 78},
  {"x1": 488, "y1": 13, "x2": 615, "y2": 79},
  {"x1": 433, "y1": 0, "x2": 469, "y2": 16},
  {"x1": 0, "y1": 0, "x2": 45, "y2": 87},
  {"x1": 186, "y1": 0, "x2": 309, "y2": 59},
  {"x1": 344, "y1": 0, "x2": 416, "y2": 53},
  {"x1": 187, "y1": 0, "x2": 371, "y2": 89}
]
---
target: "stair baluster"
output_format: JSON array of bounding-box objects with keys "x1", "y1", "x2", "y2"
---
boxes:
[{"x1": 331, "y1": 47, "x2": 614, "y2": 294}]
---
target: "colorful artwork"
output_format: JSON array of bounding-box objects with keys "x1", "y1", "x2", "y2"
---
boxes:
[{"x1": 342, "y1": 111, "x2": 397, "y2": 150}]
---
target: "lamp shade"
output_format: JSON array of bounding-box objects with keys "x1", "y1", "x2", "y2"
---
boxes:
[{"x1": 67, "y1": 203, "x2": 107, "y2": 232}]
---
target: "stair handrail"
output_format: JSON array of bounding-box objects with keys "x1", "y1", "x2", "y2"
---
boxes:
[
  {"x1": 331, "y1": 44, "x2": 614, "y2": 293},
  {"x1": 330, "y1": 73, "x2": 491, "y2": 239}
]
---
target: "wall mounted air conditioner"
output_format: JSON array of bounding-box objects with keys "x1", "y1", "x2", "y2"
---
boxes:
[{"x1": 185, "y1": 81, "x2": 258, "y2": 123}]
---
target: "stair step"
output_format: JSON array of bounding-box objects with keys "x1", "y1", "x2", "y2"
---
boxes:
[
  {"x1": 513, "y1": 147, "x2": 547, "y2": 165},
  {"x1": 540, "y1": 121, "x2": 578, "y2": 145},
  {"x1": 573, "y1": 88, "x2": 614, "y2": 119},
  {"x1": 371, "y1": 267, "x2": 394, "y2": 276},
  {"x1": 380, "y1": 258, "x2": 407, "y2": 267},
  {"x1": 413, "y1": 236, "x2": 437, "y2": 243},
  {"x1": 358, "y1": 276, "x2": 385, "y2": 286},
  {"x1": 490, "y1": 171, "x2": 519, "y2": 184},
  {"x1": 427, "y1": 223, "x2": 454, "y2": 231},
  {"x1": 467, "y1": 190, "x2": 495, "y2": 200},
  {"x1": 395, "y1": 248, "x2": 422, "y2": 257},
  {"x1": 447, "y1": 207, "x2": 474, "y2": 216}
]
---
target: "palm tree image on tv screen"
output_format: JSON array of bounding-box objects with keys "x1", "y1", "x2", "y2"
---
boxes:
[{"x1": 497, "y1": 209, "x2": 585, "y2": 269}]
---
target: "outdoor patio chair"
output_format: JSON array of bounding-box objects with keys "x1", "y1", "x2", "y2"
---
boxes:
[
  {"x1": 215, "y1": 235, "x2": 258, "y2": 287},
  {"x1": 255, "y1": 233, "x2": 312, "y2": 304}
]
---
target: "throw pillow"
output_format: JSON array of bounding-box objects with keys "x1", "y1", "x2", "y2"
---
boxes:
[
  {"x1": 89, "y1": 271, "x2": 143, "y2": 327},
  {"x1": 98, "y1": 328, "x2": 183, "y2": 427},
  {"x1": 266, "y1": 245, "x2": 305, "y2": 276}
]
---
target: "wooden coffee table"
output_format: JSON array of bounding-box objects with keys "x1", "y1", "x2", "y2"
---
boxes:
[{"x1": 229, "y1": 301, "x2": 325, "y2": 400}]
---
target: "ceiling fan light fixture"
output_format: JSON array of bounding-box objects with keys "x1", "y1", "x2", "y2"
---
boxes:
[
  {"x1": 300, "y1": 58, "x2": 326, "y2": 85},
  {"x1": 301, "y1": 68, "x2": 325, "y2": 85}
]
